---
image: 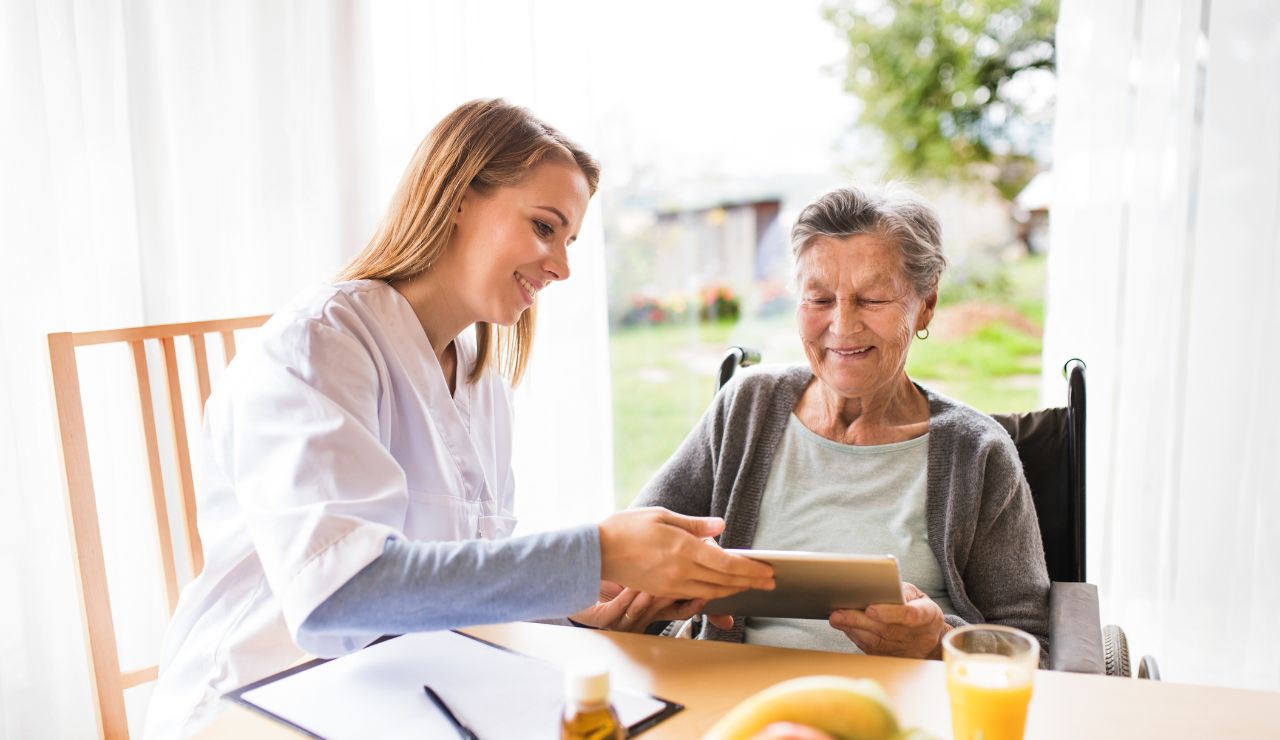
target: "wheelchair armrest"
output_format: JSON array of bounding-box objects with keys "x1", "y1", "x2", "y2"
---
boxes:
[{"x1": 1049, "y1": 581, "x2": 1105, "y2": 674}]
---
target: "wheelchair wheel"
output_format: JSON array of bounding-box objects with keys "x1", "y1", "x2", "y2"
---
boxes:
[{"x1": 1103, "y1": 624, "x2": 1131, "y2": 677}]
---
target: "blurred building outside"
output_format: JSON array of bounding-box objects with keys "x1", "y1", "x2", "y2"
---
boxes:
[
  {"x1": 606, "y1": 178, "x2": 1030, "y2": 326},
  {"x1": 1014, "y1": 168, "x2": 1052, "y2": 255}
]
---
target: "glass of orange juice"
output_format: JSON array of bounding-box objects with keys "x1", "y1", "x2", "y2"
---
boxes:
[{"x1": 943, "y1": 624, "x2": 1039, "y2": 740}]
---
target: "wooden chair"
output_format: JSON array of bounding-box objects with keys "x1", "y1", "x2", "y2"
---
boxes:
[{"x1": 47, "y1": 315, "x2": 270, "y2": 739}]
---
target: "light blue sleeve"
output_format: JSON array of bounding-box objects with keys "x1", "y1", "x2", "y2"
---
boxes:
[{"x1": 299, "y1": 524, "x2": 601, "y2": 639}]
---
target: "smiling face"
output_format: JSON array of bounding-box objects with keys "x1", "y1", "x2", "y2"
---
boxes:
[
  {"x1": 443, "y1": 158, "x2": 590, "y2": 327},
  {"x1": 796, "y1": 234, "x2": 937, "y2": 401}
]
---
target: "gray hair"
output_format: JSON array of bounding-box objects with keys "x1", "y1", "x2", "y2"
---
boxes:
[{"x1": 790, "y1": 183, "x2": 947, "y2": 296}]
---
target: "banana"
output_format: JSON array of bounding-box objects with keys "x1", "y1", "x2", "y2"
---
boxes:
[{"x1": 703, "y1": 675, "x2": 903, "y2": 740}]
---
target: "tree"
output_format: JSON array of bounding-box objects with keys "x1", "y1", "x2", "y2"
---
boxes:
[{"x1": 825, "y1": 0, "x2": 1058, "y2": 199}]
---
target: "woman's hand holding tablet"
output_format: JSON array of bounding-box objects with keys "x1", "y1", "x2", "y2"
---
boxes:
[{"x1": 829, "y1": 581, "x2": 951, "y2": 659}]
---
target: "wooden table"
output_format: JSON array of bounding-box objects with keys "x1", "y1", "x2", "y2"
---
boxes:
[{"x1": 202, "y1": 622, "x2": 1280, "y2": 738}]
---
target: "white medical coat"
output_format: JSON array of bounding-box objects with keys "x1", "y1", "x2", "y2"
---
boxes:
[{"x1": 144, "y1": 280, "x2": 518, "y2": 737}]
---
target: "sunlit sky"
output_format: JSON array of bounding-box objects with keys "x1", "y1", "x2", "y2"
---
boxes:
[{"x1": 585, "y1": 1, "x2": 862, "y2": 188}]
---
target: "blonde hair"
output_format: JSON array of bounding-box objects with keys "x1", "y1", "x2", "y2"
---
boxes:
[{"x1": 338, "y1": 98, "x2": 600, "y2": 385}]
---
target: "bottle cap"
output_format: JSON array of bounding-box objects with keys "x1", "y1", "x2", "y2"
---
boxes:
[{"x1": 564, "y1": 663, "x2": 610, "y2": 704}]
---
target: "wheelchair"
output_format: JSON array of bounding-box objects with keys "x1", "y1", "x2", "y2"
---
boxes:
[{"x1": 716, "y1": 349, "x2": 1160, "y2": 678}]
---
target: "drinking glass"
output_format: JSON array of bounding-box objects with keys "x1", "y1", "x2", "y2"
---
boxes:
[{"x1": 943, "y1": 624, "x2": 1039, "y2": 740}]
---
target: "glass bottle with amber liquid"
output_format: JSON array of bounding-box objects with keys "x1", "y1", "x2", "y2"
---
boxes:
[{"x1": 561, "y1": 664, "x2": 626, "y2": 740}]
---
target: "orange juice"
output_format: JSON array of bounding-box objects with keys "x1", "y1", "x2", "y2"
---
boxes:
[{"x1": 946, "y1": 655, "x2": 1034, "y2": 740}]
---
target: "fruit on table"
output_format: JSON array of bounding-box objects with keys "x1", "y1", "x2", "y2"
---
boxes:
[{"x1": 704, "y1": 675, "x2": 928, "y2": 740}]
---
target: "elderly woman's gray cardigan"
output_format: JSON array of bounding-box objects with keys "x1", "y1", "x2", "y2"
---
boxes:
[{"x1": 633, "y1": 364, "x2": 1051, "y2": 657}]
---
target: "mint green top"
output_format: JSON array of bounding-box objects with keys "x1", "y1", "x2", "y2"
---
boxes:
[{"x1": 745, "y1": 416, "x2": 955, "y2": 652}]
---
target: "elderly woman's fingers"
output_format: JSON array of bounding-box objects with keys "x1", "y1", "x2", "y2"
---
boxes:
[
  {"x1": 865, "y1": 600, "x2": 933, "y2": 627},
  {"x1": 598, "y1": 580, "x2": 625, "y2": 602},
  {"x1": 830, "y1": 600, "x2": 947, "y2": 658},
  {"x1": 569, "y1": 587, "x2": 642, "y2": 629},
  {"x1": 830, "y1": 608, "x2": 876, "y2": 630},
  {"x1": 706, "y1": 613, "x2": 735, "y2": 630},
  {"x1": 640, "y1": 599, "x2": 734, "y2": 633},
  {"x1": 832, "y1": 609, "x2": 909, "y2": 642},
  {"x1": 581, "y1": 591, "x2": 695, "y2": 632},
  {"x1": 616, "y1": 591, "x2": 657, "y2": 632},
  {"x1": 865, "y1": 585, "x2": 942, "y2": 627},
  {"x1": 635, "y1": 593, "x2": 685, "y2": 630},
  {"x1": 602, "y1": 588, "x2": 642, "y2": 626},
  {"x1": 653, "y1": 598, "x2": 704, "y2": 623}
]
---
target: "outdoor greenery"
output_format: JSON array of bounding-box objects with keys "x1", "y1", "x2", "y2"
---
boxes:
[
  {"x1": 605, "y1": 2, "x2": 1062, "y2": 508},
  {"x1": 825, "y1": 0, "x2": 1059, "y2": 199},
  {"x1": 610, "y1": 256, "x2": 1047, "y2": 508}
]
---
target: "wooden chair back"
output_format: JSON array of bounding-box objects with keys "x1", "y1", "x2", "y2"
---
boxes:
[{"x1": 47, "y1": 315, "x2": 270, "y2": 739}]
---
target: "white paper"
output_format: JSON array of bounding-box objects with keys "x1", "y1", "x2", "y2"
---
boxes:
[{"x1": 238, "y1": 631, "x2": 669, "y2": 739}]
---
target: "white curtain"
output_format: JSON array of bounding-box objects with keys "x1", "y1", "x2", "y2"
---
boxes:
[
  {"x1": 0, "y1": 1, "x2": 611, "y2": 736},
  {"x1": 1044, "y1": 0, "x2": 1280, "y2": 690}
]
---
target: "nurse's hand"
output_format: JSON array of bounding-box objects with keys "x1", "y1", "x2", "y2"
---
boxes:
[
  {"x1": 828, "y1": 581, "x2": 949, "y2": 659},
  {"x1": 569, "y1": 581, "x2": 708, "y2": 632},
  {"x1": 698, "y1": 537, "x2": 737, "y2": 630},
  {"x1": 598, "y1": 507, "x2": 775, "y2": 600}
]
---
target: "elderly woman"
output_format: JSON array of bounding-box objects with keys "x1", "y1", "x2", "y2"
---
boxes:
[{"x1": 622, "y1": 184, "x2": 1050, "y2": 660}]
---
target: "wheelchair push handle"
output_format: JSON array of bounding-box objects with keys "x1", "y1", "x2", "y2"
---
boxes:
[{"x1": 716, "y1": 346, "x2": 762, "y2": 393}]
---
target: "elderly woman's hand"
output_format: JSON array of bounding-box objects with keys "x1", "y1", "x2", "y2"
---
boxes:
[
  {"x1": 570, "y1": 581, "x2": 709, "y2": 633},
  {"x1": 828, "y1": 582, "x2": 950, "y2": 659}
]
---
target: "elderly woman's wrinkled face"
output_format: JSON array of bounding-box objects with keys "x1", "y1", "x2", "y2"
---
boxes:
[{"x1": 796, "y1": 235, "x2": 936, "y2": 400}]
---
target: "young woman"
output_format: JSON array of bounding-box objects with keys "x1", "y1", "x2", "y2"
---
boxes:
[{"x1": 145, "y1": 99, "x2": 773, "y2": 737}]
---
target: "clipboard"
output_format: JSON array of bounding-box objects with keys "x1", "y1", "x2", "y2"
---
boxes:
[{"x1": 227, "y1": 630, "x2": 682, "y2": 738}]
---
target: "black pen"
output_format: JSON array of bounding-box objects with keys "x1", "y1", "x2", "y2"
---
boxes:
[{"x1": 423, "y1": 684, "x2": 480, "y2": 740}]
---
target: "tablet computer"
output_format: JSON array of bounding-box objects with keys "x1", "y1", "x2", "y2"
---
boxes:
[{"x1": 703, "y1": 550, "x2": 904, "y2": 619}]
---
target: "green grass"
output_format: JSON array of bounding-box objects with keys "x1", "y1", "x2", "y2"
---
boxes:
[
  {"x1": 608, "y1": 256, "x2": 1047, "y2": 507},
  {"x1": 907, "y1": 323, "x2": 1041, "y2": 379},
  {"x1": 608, "y1": 320, "x2": 738, "y2": 507},
  {"x1": 938, "y1": 254, "x2": 1046, "y2": 312}
]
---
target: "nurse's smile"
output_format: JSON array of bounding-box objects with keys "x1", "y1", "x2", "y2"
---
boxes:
[{"x1": 515, "y1": 271, "x2": 542, "y2": 306}]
